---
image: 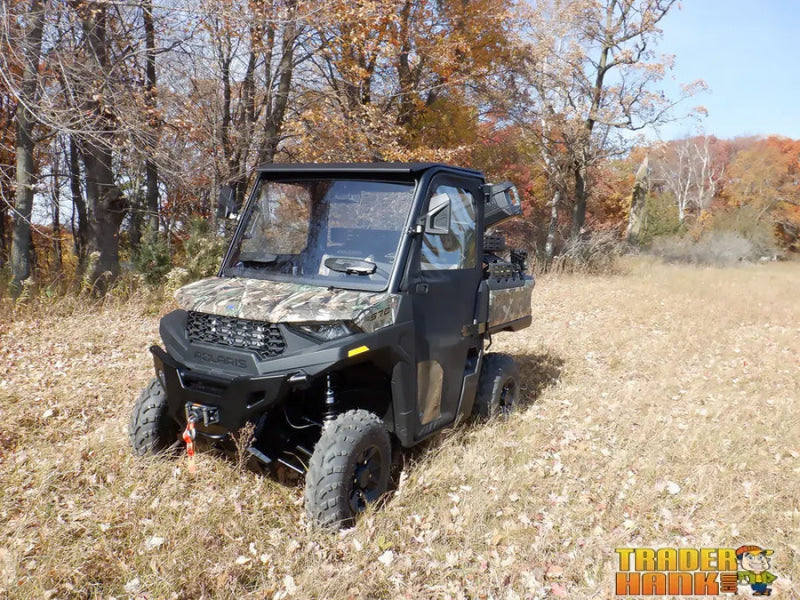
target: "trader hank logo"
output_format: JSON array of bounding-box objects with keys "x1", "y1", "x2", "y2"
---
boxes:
[
  {"x1": 736, "y1": 545, "x2": 777, "y2": 596},
  {"x1": 615, "y1": 545, "x2": 778, "y2": 596}
]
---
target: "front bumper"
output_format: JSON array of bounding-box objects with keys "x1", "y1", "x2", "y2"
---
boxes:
[
  {"x1": 152, "y1": 345, "x2": 291, "y2": 437},
  {"x1": 153, "y1": 308, "x2": 414, "y2": 441}
]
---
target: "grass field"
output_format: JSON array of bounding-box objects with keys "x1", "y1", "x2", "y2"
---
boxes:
[{"x1": 1, "y1": 259, "x2": 799, "y2": 599}]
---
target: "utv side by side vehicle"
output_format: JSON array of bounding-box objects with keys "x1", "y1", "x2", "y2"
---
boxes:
[{"x1": 130, "y1": 163, "x2": 534, "y2": 528}]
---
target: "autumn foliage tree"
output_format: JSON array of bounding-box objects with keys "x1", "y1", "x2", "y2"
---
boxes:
[
  {"x1": 295, "y1": 0, "x2": 516, "y2": 162},
  {"x1": 651, "y1": 135, "x2": 724, "y2": 224},
  {"x1": 2, "y1": 0, "x2": 798, "y2": 297},
  {"x1": 515, "y1": 0, "x2": 704, "y2": 257},
  {"x1": 186, "y1": 0, "x2": 306, "y2": 210},
  {"x1": 724, "y1": 136, "x2": 800, "y2": 251}
]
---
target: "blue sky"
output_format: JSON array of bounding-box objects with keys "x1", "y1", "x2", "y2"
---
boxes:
[{"x1": 651, "y1": 0, "x2": 800, "y2": 141}]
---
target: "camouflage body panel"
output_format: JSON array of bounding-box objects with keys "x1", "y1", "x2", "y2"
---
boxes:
[
  {"x1": 176, "y1": 276, "x2": 397, "y2": 326},
  {"x1": 488, "y1": 278, "x2": 534, "y2": 329},
  {"x1": 354, "y1": 294, "x2": 400, "y2": 333}
]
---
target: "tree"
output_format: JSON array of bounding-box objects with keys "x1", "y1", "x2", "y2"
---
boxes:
[
  {"x1": 73, "y1": 2, "x2": 127, "y2": 291},
  {"x1": 726, "y1": 137, "x2": 800, "y2": 217},
  {"x1": 67, "y1": 134, "x2": 89, "y2": 269},
  {"x1": 0, "y1": 38, "x2": 20, "y2": 269},
  {"x1": 519, "y1": 0, "x2": 704, "y2": 241},
  {"x1": 296, "y1": 0, "x2": 516, "y2": 162},
  {"x1": 3, "y1": 0, "x2": 156, "y2": 290},
  {"x1": 6, "y1": 0, "x2": 45, "y2": 294},
  {"x1": 626, "y1": 154, "x2": 648, "y2": 244},
  {"x1": 725, "y1": 136, "x2": 800, "y2": 250},
  {"x1": 142, "y1": 0, "x2": 160, "y2": 233},
  {"x1": 652, "y1": 135, "x2": 722, "y2": 224},
  {"x1": 181, "y1": 0, "x2": 306, "y2": 213},
  {"x1": 0, "y1": 0, "x2": 727, "y2": 294},
  {"x1": 45, "y1": 0, "x2": 173, "y2": 287}
]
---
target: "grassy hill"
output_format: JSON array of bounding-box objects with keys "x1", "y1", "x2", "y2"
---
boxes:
[{"x1": 1, "y1": 259, "x2": 798, "y2": 599}]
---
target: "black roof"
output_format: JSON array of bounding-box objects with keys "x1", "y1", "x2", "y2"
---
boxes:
[{"x1": 254, "y1": 162, "x2": 483, "y2": 177}]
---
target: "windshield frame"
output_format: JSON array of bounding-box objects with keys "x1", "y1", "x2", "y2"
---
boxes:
[{"x1": 220, "y1": 173, "x2": 419, "y2": 292}]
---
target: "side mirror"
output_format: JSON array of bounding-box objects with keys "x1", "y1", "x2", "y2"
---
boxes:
[
  {"x1": 483, "y1": 181, "x2": 522, "y2": 227},
  {"x1": 425, "y1": 192, "x2": 451, "y2": 235},
  {"x1": 216, "y1": 185, "x2": 236, "y2": 219}
]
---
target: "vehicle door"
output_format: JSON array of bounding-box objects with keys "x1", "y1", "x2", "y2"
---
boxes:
[{"x1": 408, "y1": 174, "x2": 483, "y2": 438}]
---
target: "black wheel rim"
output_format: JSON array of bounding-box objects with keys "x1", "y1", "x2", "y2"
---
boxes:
[
  {"x1": 349, "y1": 445, "x2": 384, "y2": 514},
  {"x1": 499, "y1": 379, "x2": 516, "y2": 416}
]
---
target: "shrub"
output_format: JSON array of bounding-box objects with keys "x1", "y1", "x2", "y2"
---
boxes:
[
  {"x1": 710, "y1": 205, "x2": 778, "y2": 257},
  {"x1": 134, "y1": 227, "x2": 172, "y2": 285},
  {"x1": 550, "y1": 230, "x2": 625, "y2": 275},
  {"x1": 164, "y1": 267, "x2": 190, "y2": 293},
  {"x1": 183, "y1": 218, "x2": 227, "y2": 280},
  {"x1": 642, "y1": 192, "x2": 682, "y2": 242},
  {"x1": 651, "y1": 231, "x2": 757, "y2": 266},
  {"x1": 649, "y1": 205, "x2": 780, "y2": 267}
]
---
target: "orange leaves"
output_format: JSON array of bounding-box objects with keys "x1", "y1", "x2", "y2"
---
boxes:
[
  {"x1": 722, "y1": 136, "x2": 800, "y2": 250},
  {"x1": 592, "y1": 159, "x2": 636, "y2": 224},
  {"x1": 297, "y1": 0, "x2": 517, "y2": 159},
  {"x1": 725, "y1": 136, "x2": 800, "y2": 209},
  {"x1": 631, "y1": 134, "x2": 800, "y2": 251}
]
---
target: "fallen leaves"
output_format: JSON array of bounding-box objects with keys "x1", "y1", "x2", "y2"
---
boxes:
[
  {"x1": 144, "y1": 536, "x2": 164, "y2": 551},
  {"x1": 2, "y1": 263, "x2": 800, "y2": 598},
  {"x1": 654, "y1": 479, "x2": 681, "y2": 495}
]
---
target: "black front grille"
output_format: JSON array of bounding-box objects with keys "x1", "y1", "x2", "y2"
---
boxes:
[{"x1": 187, "y1": 311, "x2": 286, "y2": 360}]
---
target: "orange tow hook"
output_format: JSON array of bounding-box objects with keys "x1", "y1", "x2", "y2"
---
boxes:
[{"x1": 182, "y1": 417, "x2": 197, "y2": 473}]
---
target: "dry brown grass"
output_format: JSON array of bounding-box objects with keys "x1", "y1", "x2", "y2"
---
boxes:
[{"x1": 1, "y1": 260, "x2": 799, "y2": 599}]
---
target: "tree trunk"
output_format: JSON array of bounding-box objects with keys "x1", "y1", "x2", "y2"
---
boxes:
[
  {"x1": 570, "y1": 4, "x2": 613, "y2": 240},
  {"x1": 0, "y1": 194, "x2": 6, "y2": 268},
  {"x1": 0, "y1": 162, "x2": 10, "y2": 268},
  {"x1": 128, "y1": 190, "x2": 143, "y2": 259},
  {"x1": 51, "y1": 144, "x2": 62, "y2": 270},
  {"x1": 228, "y1": 47, "x2": 257, "y2": 206},
  {"x1": 572, "y1": 163, "x2": 588, "y2": 238},
  {"x1": 9, "y1": 0, "x2": 45, "y2": 295},
  {"x1": 68, "y1": 135, "x2": 89, "y2": 270},
  {"x1": 259, "y1": 3, "x2": 297, "y2": 165},
  {"x1": 395, "y1": 0, "x2": 416, "y2": 128},
  {"x1": 80, "y1": 2, "x2": 126, "y2": 293},
  {"x1": 143, "y1": 0, "x2": 159, "y2": 232},
  {"x1": 219, "y1": 47, "x2": 233, "y2": 172},
  {"x1": 82, "y1": 142, "x2": 125, "y2": 290},
  {"x1": 11, "y1": 120, "x2": 36, "y2": 292},
  {"x1": 215, "y1": 44, "x2": 234, "y2": 215},
  {"x1": 544, "y1": 189, "x2": 560, "y2": 263},
  {"x1": 626, "y1": 155, "x2": 649, "y2": 245},
  {"x1": 0, "y1": 162, "x2": 11, "y2": 268}
]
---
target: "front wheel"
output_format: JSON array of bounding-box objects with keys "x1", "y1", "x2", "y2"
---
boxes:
[
  {"x1": 129, "y1": 377, "x2": 180, "y2": 456},
  {"x1": 304, "y1": 409, "x2": 391, "y2": 529},
  {"x1": 474, "y1": 353, "x2": 520, "y2": 419}
]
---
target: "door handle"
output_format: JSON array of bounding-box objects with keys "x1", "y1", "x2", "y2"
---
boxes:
[{"x1": 415, "y1": 283, "x2": 429, "y2": 295}]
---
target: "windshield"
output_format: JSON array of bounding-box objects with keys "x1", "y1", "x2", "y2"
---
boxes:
[{"x1": 223, "y1": 177, "x2": 415, "y2": 290}]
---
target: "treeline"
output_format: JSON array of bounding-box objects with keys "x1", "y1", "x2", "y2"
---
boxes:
[
  {"x1": 1, "y1": 0, "x2": 790, "y2": 298},
  {"x1": 615, "y1": 135, "x2": 800, "y2": 264}
]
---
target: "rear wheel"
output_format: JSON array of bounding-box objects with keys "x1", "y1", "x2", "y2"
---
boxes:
[
  {"x1": 474, "y1": 353, "x2": 520, "y2": 419},
  {"x1": 305, "y1": 409, "x2": 391, "y2": 529},
  {"x1": 129, "y1": 378, "x2": 180, "y2": 456}
]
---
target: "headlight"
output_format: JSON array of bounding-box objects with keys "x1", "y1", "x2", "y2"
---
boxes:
[{"x1": 290, "y1": 321, "x2": 361, "y2": 341}]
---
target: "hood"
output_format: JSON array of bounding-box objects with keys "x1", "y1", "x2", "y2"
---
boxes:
[{"x1": 175, "y1": 276, "x2": 394, "y2": 324}]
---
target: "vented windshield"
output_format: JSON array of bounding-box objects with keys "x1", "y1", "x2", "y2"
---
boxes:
[{"x1": 224, "y1": 178, "x2": 415, "y2": 290}]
